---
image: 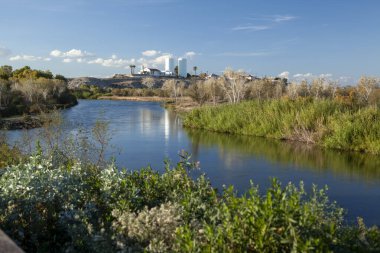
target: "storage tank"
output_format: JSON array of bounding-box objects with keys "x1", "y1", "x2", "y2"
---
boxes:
[
  {"x1": 178, "y1": 58, "x2": 187, "y2": 78},
  {"x1": 165, "y1": 57, "x2": 175, "y2": 73}
]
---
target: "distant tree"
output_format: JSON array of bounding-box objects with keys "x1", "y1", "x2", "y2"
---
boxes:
[
  {"x1": 199, "y1": 73, "x2": 207, "y2": 79},
  {"x1": 36, "y1": 70, "x2": 53, "y2": 79},
  {"x1": 204, "y1": 77, "x2": 223, "y2": 105},
  {"x1": 55, "y1": 74, "x2": 67, "y2": 82},
  {"x1": 174, "y1": 66, "x2": 178, "y2": 77},
  {"x1": 162, "y1": 79, "x2": 180, "y2": 102},
  {"x1": 356, "y1": 76, "x2": 379, "y2": 104},
  {"x1": 193, "y1": 66, "x2": 198, "y2": 76},
  {"x1": 142, "y1": 77, "x2": 156, "y2": 89},
  {"x1": 221, "y1": 68, "x2": 247, "y2": 103},
  {"x1": 11, "y1": 66, "x2": 32, "y2": 79},
  {"x1": 0, "y1": 65, "x2": 13, "y2": 80},
  {"x1": 188, "y1": 80, "x2": 209, "y2": 105}
]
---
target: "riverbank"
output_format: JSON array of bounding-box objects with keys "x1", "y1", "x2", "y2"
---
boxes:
[
  {"x1": 183, "y1": 99, "x2": 380, "y2": 154},
  {"x1": 97, "y1": 95, "x2": 174, "y2": 102},
  {"x1": 0, "y1": 116, "x2": 43, "y2": 130}
]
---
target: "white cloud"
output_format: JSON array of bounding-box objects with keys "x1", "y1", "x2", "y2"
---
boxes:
[
  {"x1": 247, "y1": 15, "x2": 297, "y2": 23},
  {"x1": 279, "y1": 71, "x2": 289, "y2": 79},
  {"x1": 319, "y1": 73, "x2": 333, "y2": 79},
  {"x1": 184, "y1": 51, "x2": 197, "y2": 58},
  {"x1": 138, "y1": 53, "x2": 173, "y2": 67},
  {"x1": 9, "y1": 55, "x2": 51, "y2": 61},
  {"x1": 142, "y1": 50, "x2": 161, "y2": 57},
  {"x1": 232, "y1": 25, "x2": 270, "y2": 31},
  {"x1": 50, "y1": 48, "x2": 93, "y2": 58},
  {"x1": 292, "y1": 73, "x2": 335, "y2": 83},
  {"x1": 0, "y1": 46, "x2": 11, "y2": 57},
  {"x1": 216, "y1": 52, "x2": 269, "y2": 57},
  {"x1": 63, "y1": 58, "x2": 73, "y2": 63},
  {"x1": 273, "y1": 15, "x2": 296, "y2": 22},
  {"x1": 76, "y1": 58, "x2": 86, "y2": 63},
  {"x1": 88, "y1": 55, "x2": 133, "y2": 68}
]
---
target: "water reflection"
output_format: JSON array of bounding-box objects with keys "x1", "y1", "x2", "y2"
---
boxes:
[
  {"x1": 2, "y1": 100, "x2": 380, "y2": 224},
  {"x1": 186, "y1": 129, "x2": 380, "y2": 184}
]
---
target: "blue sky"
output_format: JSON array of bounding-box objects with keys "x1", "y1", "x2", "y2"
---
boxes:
[{"x1": 0, "y1": 0, "x2": 379, "y2": 82}]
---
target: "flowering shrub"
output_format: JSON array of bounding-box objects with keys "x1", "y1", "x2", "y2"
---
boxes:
[{"x1": 0, "y1": 154, "x2": 378, "y2": 252}]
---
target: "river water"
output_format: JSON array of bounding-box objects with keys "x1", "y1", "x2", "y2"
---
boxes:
[{"x1": 5, "y1": 100, "x2": 380, "y2": 225}]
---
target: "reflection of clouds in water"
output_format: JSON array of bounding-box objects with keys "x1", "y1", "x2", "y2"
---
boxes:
[
  {"x1": 139, "y1": 109, "x2": 153, "y2": 136},
  {"x1": 185, "y1": 129, "x2": 380, "y2": 183},
  {"x1": 218, "y1": 149, "x2": 247, "y2": 170},
  {"x1": 164, "y1": 110, "x2": 170, "y2": 157}
]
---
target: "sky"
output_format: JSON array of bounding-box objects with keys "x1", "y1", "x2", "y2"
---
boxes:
[{"x1": 0, "y1": 0, "x2": 379, "y2": 83}]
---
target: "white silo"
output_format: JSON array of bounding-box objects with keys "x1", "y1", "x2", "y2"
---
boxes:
[
  {"x1": 165, "y1": 57, "x2": 175, "y2": 73},
  {"x1": 178, "y1": 58, "x2": 187, "y2": 78}
]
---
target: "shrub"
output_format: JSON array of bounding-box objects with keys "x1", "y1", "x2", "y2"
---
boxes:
[{"x1": 0, "y1": 153, "x2": 378, "y2": 252}]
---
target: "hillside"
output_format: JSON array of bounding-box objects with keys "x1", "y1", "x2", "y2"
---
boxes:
[{"x1": 68, "y1": 75, "x2": 190, "y2": 89}]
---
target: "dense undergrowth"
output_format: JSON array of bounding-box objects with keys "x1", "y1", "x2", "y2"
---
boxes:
[
  {"x1": 0, "y1": 150, "x2": 378, "y2": 252},
  {"x1": 183, "y1": 98, "x2": 380, "y2": 154}
]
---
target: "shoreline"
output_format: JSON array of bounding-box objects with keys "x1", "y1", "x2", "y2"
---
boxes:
[
  {"x1": 0, "y1": 116, "x2": 43, "y2": 130},
  {"x1": 97, "y1": 96, "x2": 174, "y2": 102}
]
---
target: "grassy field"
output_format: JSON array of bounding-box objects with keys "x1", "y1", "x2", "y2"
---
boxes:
[{"x1": 183, "y1": 98, "x2": 380, "y2": 154}]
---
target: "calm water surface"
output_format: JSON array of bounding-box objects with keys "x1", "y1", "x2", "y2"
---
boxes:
[{"x1": 6, "y1": 100, "x2": 380, "y2": 225}]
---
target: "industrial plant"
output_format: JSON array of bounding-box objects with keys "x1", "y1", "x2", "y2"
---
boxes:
[{"x1": 137, "y1": 57, "x2": 188, "y2": 78}]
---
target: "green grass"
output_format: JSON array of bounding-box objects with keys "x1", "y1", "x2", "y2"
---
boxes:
[{"x1": 183, "y1": 99, "x2": 380, "y2": 154}]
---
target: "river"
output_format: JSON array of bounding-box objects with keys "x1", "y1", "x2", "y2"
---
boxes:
[{"x1": 4, "y1": 100, "x2": 380, "y2": 225}]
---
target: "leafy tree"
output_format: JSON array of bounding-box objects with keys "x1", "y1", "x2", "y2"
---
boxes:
[
  {"x1": 0, "y1": 65, "x2": 12, "y2": 80},
  {"x1": 55, "y1": 74, "x2": 67, "y2": 82}
]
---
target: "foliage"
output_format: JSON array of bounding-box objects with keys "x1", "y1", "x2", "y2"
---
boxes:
[
  {"x1": 71, "y1": 85, "x2": 111, "y2": 99},
  {"x1": 0, "y1": 151, "x2": 378, "y2": 252},
  {"x1": 184, "y1": 99, "x2": 380, "y2": 154},
  {"x1": 0, "y1": 65, "x2": 77, "y2": 118},
  {"x1": 0, "y1": 134, "x2": 23, "y2": 167}
]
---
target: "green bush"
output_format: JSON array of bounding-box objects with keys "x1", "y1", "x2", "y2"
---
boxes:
[
  {"x1": 184, "y1": 99, "x2": 380, "y2": 154},
  {"x1": 0, "y1": 153, "x2": 378, "y2": 252}
]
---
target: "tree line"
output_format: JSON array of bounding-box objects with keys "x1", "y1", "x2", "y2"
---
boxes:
[
  {"x1": 0, "y1": 65, "x2": 77, "y2": 118},
  {"x1": 185, "y1": 69, "x2": 380, "y2": 106},
  {"x1": 79, "y1": 69, "x2": 380, "y2": 108}
]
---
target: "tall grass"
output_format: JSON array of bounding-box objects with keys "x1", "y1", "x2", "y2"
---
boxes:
[{"x1": 183, "y1": 98, "x2": 380, "y2": 154}]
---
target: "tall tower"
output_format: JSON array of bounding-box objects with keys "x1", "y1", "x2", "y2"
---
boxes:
[
  {"x1": 165, "y1": 57, "x2": 175, "y2": 73},
  {"x1": 178, "y1": 58, "x2": 187, "y2": 78}
]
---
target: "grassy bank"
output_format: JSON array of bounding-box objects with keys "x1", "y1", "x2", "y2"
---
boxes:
[
  {"x1": 183, "y1": 99, "x2": 380, "y2": 154},
  {"x1": 0, "y1": 152, "x2": 379, "y2": 252}
]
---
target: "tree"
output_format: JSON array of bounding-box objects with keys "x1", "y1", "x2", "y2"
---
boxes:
[
  {"x1": 220, "y1": 69, "x2": 247, "y2": 104},
  {"x1": 174, "y1": 66, "x2": 178, "y2": 77},
  {"x1": 188, "y1": 80, "x2": 209, "y2": 105},
  {"x1": 142, "y1": 77, "x2": 156, "y2": 89},
  {"x1": 129, "y1": 65, "x2": 136, "y2": 76},
  {"x1": 193, "y1": 66, "x2": 198, "y2": 76},
  {"x1": 356, "y1": 76, "x2": 379, "y2": 104},
  {"x1": 162, "y1": 79, "x2": 180, "y2": 102},
  {"x1": 0, "y1": 65, "x2": 12, "y2": 80},
  {"x1": 55, "y1": 74, "x2": 67, "y2": 82},
  {"x1": 204, "y1": 77, "x2": 223, "y2": 105}
]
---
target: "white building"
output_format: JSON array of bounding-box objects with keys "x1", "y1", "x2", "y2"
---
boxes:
[
  {"x1": 165, "y1": 57, "x2": 175, "y2": 74},
  {"x1": 139, "y1": 67, "x2": 162, "y2": 77},
  {"x1": 178, "y1": 58, "x2": 187, "y2": 78}
]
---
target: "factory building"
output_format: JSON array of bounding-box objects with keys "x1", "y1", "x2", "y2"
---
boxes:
[
  {"x1": 178, "y1": 58, "x2": 187, "y2": 78},
  {"x1": 165, "y1": 57, "x2": 175, "y2": 74}
]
